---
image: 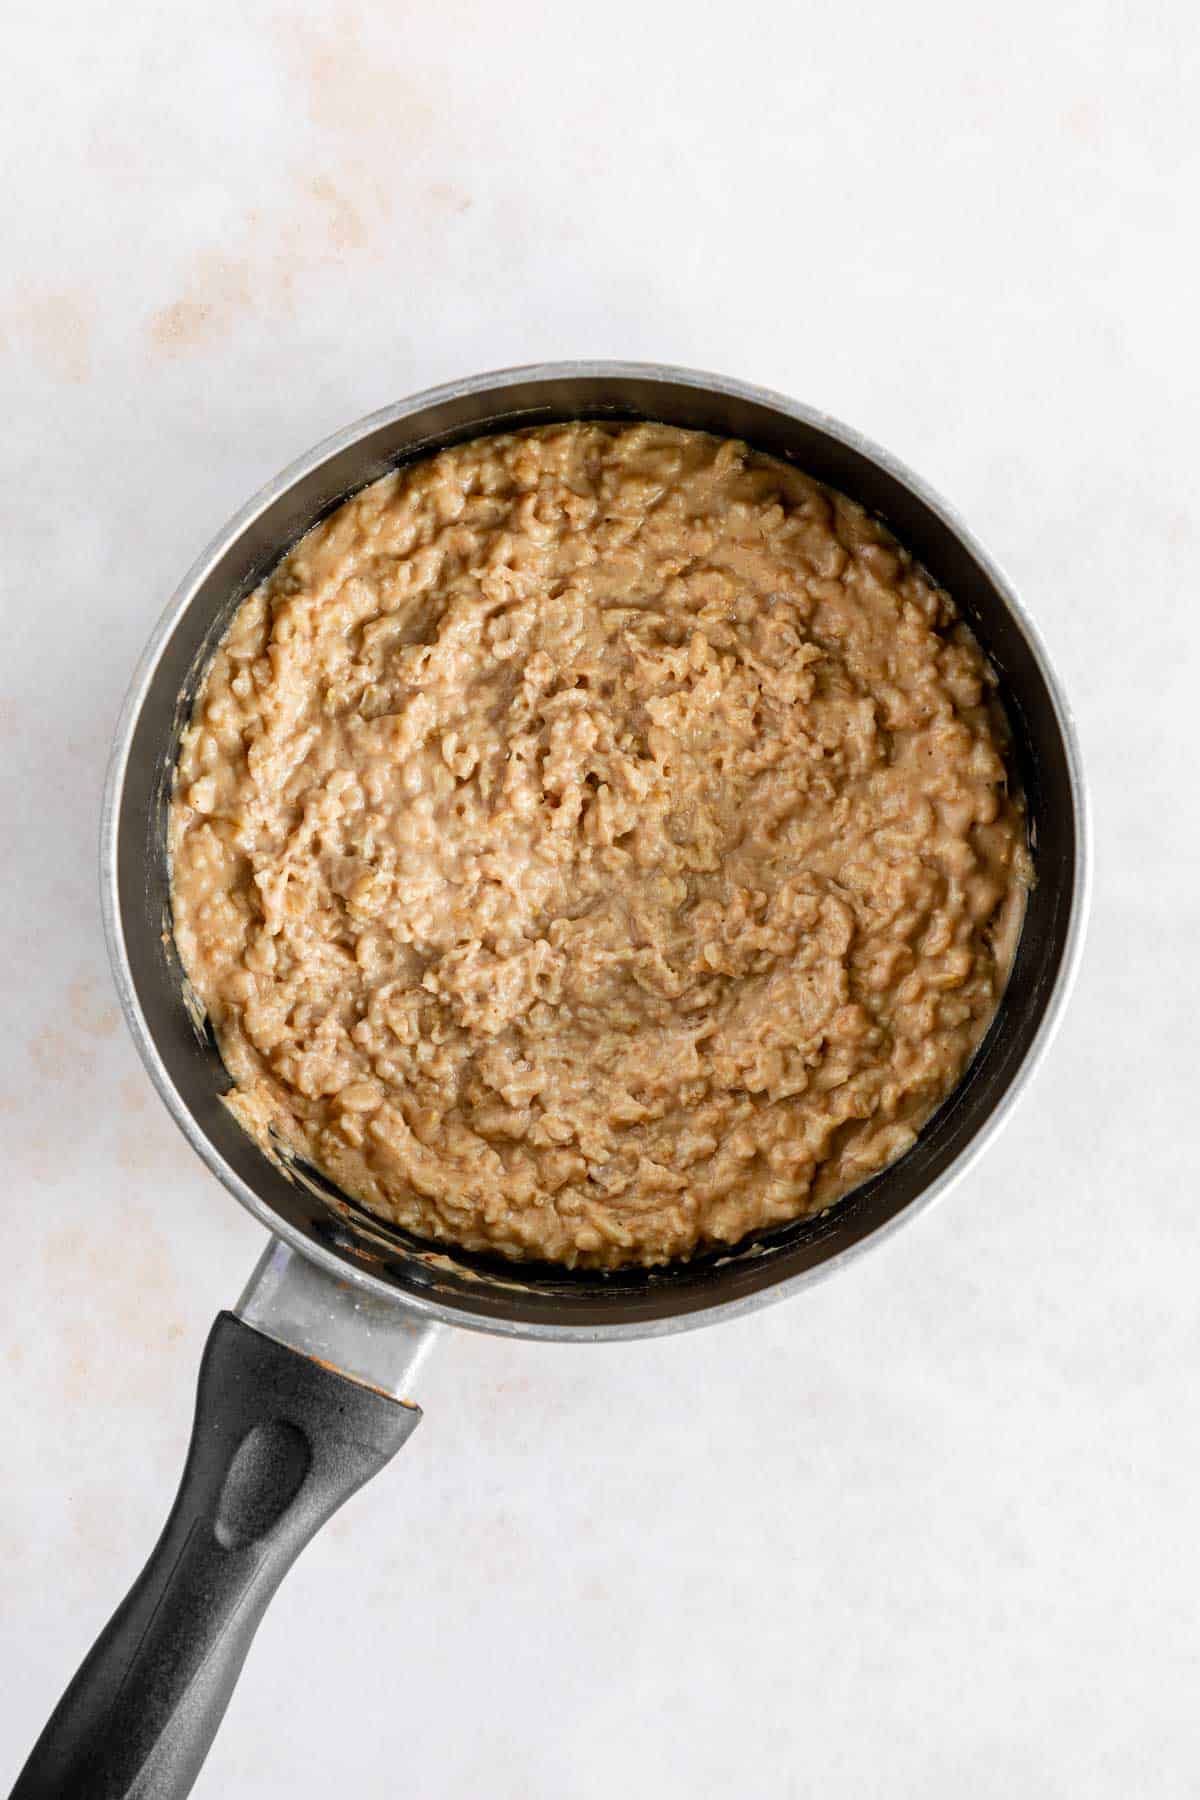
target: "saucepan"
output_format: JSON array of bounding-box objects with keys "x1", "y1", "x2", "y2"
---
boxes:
[{"x1": 12, "y1": 363, "x2": 1089, "y2": 1798}]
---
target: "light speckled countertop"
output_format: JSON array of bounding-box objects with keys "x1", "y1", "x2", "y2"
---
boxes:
[{"x1": 3, "y1": 3, "x2": 1197, "y2": 1794}]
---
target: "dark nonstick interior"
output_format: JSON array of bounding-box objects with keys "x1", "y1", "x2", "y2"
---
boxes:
[{"x1": 111, "y1": 367, "x2": 1082, "y2": 1333}]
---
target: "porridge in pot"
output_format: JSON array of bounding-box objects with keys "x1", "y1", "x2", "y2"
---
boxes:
[{"x1": 170, "y1": 423, "x2": 1029, "y2": 1269}]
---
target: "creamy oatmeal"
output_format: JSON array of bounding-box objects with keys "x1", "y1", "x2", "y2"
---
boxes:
[{"x1": 170, "y1": 422, "x2": 1029, "y2": 1269}]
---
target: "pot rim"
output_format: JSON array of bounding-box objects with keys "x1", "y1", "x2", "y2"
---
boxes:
[{"x1": 100, "y1": 360, "x2": 1091, "y2": 1341}]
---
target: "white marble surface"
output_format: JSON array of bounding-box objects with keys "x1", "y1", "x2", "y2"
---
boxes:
[{"x1": 2, "y1": 2, "x2": 1197, "y2": 1793}]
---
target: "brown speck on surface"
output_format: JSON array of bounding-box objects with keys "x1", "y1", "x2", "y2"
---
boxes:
[
  {"x1": 120, "y1": 1074, "x2": 150, "y2": 1113},
  {"x1": 148, "y1": 255, "x2": 254, "y2": 357},
  {"x1": 68, "y1": 974, "x2": 119, "y2": 1039},
  {"x1": 28, "y1": 1025, "x2": 95, "y2": 1084},
  {"x1": 45, "y1": 1225, "x2": 87, "y2": 1269},
  {"x1": 279, "y1": 4, "x2": 436, "y2": 142},
  {"x1": 150, "y1": 298, "x2": 217, "y2": 354},
  {"x1": 18, "y1": 291, "x2": 93, "y2": 384},
  {"x1": 308, "y1": 174, "x2": 369, "y2": 250},
  {"x1": 1164, "y1": 508, "x2": 1193, "y2": 547},
  {"x1": 428, "y1": 182, "x2": 473, "y2": 216},
  {"x1": 1061, "y1": 99, "x2": 1104, "y2": 144},
  {"x1": 149, "y1": 172, "x2": 388, "y2": 351}
]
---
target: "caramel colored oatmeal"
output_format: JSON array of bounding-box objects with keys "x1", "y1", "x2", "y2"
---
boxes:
[{"x1": 170, "y1": 423, "x2": 1029, "y2": 1269}]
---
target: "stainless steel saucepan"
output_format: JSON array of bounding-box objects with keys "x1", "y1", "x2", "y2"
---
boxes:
[{"x1": 12, "y1": 362, "x2": 1089, "y2": 1799}]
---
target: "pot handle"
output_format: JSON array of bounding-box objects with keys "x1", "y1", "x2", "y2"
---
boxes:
[{"x1": 10, "y1": 1305, "x2": 422, "y2": 1800}]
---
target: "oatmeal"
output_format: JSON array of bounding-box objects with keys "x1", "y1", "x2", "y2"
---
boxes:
[{"x1": 170, "y1": 422, "x2": 1029, "y2": 1268}]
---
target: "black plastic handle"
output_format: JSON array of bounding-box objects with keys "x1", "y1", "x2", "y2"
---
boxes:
[{"x1": 11, "y1": 1312, "x2": 421, "y2": 1800}]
